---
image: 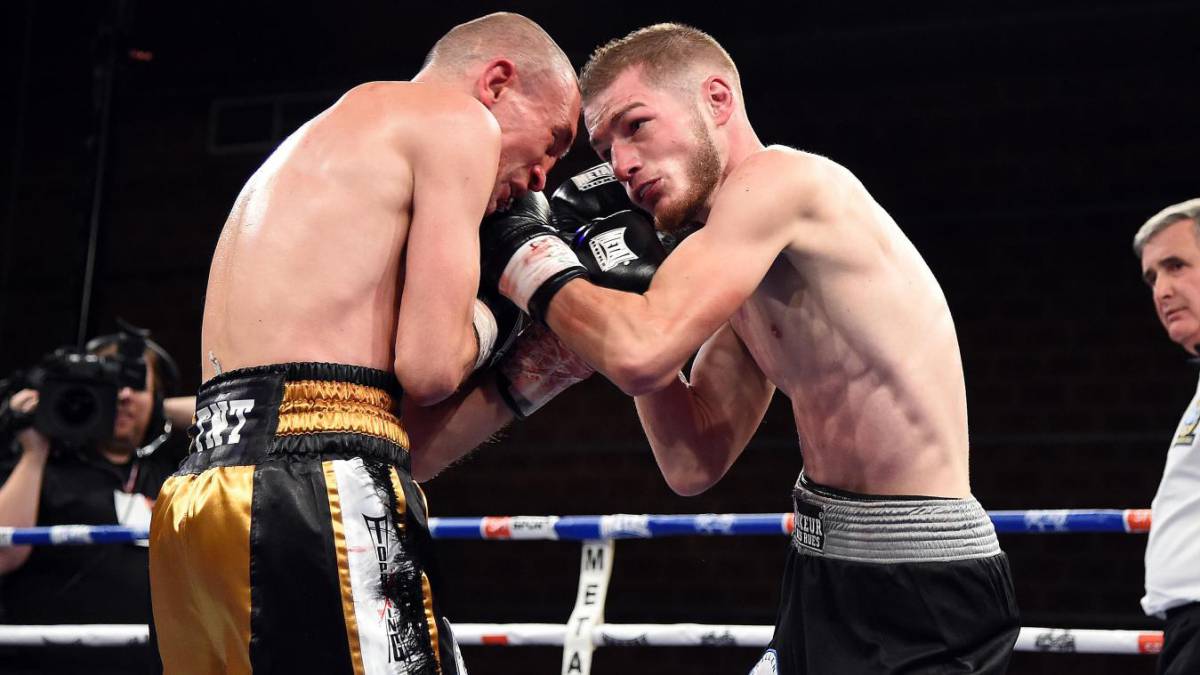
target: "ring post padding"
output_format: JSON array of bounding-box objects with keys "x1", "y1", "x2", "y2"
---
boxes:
[{"x1": 562, "y1": 539, "x2": 615, "y2": 675}]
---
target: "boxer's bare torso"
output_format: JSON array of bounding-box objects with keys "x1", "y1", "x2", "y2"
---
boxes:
[
  {"x1": 726, "y1": 148, "x2": 968, "y2": 496},
  {"x1": 201, "y1": 82, "x2": 497, "y2": 393},
  {"x1": 546, "y1": 143, "x2": 969, "y2": 497}
]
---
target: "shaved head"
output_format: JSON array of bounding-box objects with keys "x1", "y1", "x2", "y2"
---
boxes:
[{"x1": 423, "y1": 12, "x2": 574, "y2": 92}]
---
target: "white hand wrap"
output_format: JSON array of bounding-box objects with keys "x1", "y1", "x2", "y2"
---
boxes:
[
  {"x1": 498, "y1": 324, "x2": 594, "y2": 418},
  {"x1": 471, "y1": 299, "x2": 499, "y2": 372},
  {"x1": 497, "y1": 235, "x2": 581, "y2": 314}
]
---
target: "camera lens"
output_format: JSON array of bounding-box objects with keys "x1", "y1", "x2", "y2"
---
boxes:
[{"x1": 54, "y1": 386, "x2": 100, "y2": 427}]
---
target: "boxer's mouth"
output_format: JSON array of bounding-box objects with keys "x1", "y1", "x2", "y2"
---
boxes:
[{"x1": 634, "y1": 178, "x2": 659, "y2": 206}]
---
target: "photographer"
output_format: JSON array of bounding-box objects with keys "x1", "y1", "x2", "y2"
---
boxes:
[{"x1": 0, "y1": 329, "x2": 193, "y2": 674}]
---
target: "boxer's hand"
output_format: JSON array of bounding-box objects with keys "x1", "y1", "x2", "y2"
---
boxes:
[
  {"x1": 551, "y1": 163, "x2": 696, "y2": 256},
  {"x1": 494, "y1": 324, "x2": 595, "y2": 420},
  {"x1": 549, "y1": 163, "x2": 640, "y2": 233},
  {"x1": 472, "y1": 288, "x2": 527, "y2": 373},
  {"x1": 570, "y1": 210, "x2": 665, "y2": 293},
  {"x1": 479, "y1": 191, "x2": 587, "y2": 323}
]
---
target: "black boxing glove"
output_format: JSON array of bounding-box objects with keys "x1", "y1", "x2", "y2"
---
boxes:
[
  {"x1": 479, "y1": 191, "x2": 587, "y2": 323},
  {"x1": 550, "y1": 163, "x2": 642, "y2": 233},
  {"x1": 570, "y1": 210, "x2": 666, "y2": 293},
  {"x1": 551, "y1": 163, "x2": 696, "y2": 256}
]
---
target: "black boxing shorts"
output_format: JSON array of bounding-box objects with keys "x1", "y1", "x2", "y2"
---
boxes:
[
  {"x1": 750, "y1": 473, "x2": 1019, "y2": 675},
  {"x1": 149, "y1": 363, "x2": 463, "y2": 675}
]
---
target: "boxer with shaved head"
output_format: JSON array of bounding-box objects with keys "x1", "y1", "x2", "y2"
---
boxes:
[{"x1": 149, "y1": 13, "x2": 578, "y2": 674}]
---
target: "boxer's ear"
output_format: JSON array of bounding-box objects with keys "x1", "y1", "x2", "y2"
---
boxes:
[
  {"x1": 701, "y1": 75, "x2": 736, "y2": 127},
  {"x1": 477, "y1": 58, "x2": 517, "y2": 108}
]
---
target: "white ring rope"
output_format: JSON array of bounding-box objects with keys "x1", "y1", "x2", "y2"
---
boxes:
[
  {"x1": 0, "y1": 509, "x2": 1161, "y2": 666},
  {"x1": 0, "y1": 624, "x2": 1163, "y2": 655}
]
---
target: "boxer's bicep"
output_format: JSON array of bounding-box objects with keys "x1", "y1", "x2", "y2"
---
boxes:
[
  {"x1": 636, "y1": 155, "x2": 804, "y2": 359},
  {"x1": 635, "y1": 323, "x2": 774, "y2": 496},
  {"x1": 546, "y1": 154, "x2": 802, "y2": 395},
  {"x1": 395, "y1": 112, "x2": 499, "y2": 404}
]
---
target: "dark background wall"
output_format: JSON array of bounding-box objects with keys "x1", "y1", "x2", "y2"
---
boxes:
[{"x1": 2, "y1": 2, "x2": 1198, "y2": 673}]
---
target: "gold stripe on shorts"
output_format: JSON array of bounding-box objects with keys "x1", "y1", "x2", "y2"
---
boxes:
[
  {"x1": 421, "y1": 570, "x2": 443, "y2": 674},
  {"x1": 324, "y1": 460, "x2": 366, "y2": 675}
]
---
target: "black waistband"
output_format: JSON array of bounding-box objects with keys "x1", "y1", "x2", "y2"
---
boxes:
[
  {"x1": 181, "y1": 361, "x2": 409, "y2": 474},
  {"x1": 199, "y1": 362, "x2": 402, "y2": 399}
]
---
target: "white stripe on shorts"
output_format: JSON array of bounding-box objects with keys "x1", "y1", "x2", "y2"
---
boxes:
[{"x1": 334, "y1": 457, "x2": 408, "y2": 675}]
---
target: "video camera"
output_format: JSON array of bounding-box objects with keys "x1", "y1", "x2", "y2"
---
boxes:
[{"x1": 0, "y1": 324, "x2": 162, "y2": 449}]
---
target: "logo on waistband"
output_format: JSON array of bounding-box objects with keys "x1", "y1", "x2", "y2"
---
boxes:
[
  {"x1": 793, "y1": 501, "x2": 824, "y2": 551},
  {"x1": 192, "y1": 399, "x2": 255, "y2": 450}
]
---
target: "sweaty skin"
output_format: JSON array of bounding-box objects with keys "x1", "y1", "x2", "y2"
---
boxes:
[
  {"x1": 545, "y1": 70, "x2": 968, "y2": 498},
  {"x1": 201, "y1": 82, "x2": 500, "y2": 403},
  {"x1": 716, "y1": 150, "x2": 966, "y2": 497}
]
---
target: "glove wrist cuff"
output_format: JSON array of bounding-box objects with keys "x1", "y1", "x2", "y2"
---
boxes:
[{"x1": 498, "y1": 235, "x2": 585, "y2": 315}]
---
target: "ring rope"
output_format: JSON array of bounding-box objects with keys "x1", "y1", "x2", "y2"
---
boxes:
[
  {"x1": 0, "y1": 624, "x2": 1163, "y2": 655},
  {"x1": 1, "y1": 509, "x2": 1159, "y2": 668},
  {"x1": 0, "y1": 508, "x2": 1153, "y2": 547}
]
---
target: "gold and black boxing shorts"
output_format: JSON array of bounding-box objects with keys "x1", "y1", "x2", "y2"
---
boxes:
[{"x1": 149, "y1": 363, "x2": 462, "y2": 675}]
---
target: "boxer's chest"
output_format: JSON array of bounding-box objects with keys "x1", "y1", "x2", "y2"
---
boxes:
[{"x1": 729, "y1": 256, "x2": 831, "y2": 393}]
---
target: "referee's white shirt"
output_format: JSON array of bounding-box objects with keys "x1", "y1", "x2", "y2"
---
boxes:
[{"x1": 1143, "y1": 374, "x2": 1200, "y2": 617}]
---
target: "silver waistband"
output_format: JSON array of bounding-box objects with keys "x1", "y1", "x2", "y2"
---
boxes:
[{"x1": 791, "y1": 475, "x2": 1001, "y2": 563}]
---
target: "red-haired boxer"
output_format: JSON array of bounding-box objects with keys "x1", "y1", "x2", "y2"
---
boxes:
[{"x1": 481, "y1": 23, "x2": 1020, "y2": 675}]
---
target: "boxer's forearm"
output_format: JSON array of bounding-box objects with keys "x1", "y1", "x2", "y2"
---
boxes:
[
  {"x1": 404, "y1": 377, "x2": 515, "y2": 482},
  {"x1": 634, "y1": 323, "x2": 774, "y2": 496},
  {"x1": 634, "y1": 376, "x2": 741, "y2": 496},
  {"x1": 546, "y1": 280, "x2": 694, "y2": 396}
]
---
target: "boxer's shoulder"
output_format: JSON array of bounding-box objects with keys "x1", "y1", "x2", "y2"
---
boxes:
[
  {"x1": 705, "y1": 148, "x2": 827, "y2": 236},
  {"x1": 727, "y1": 147, "x2": 875, "y2": 227},
  {"x1": 332, "y1": 81, "x2": 499, "y2": 146},
  {"x1": 730, "y1": 146, "x2": 855, "y2": 195}
]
